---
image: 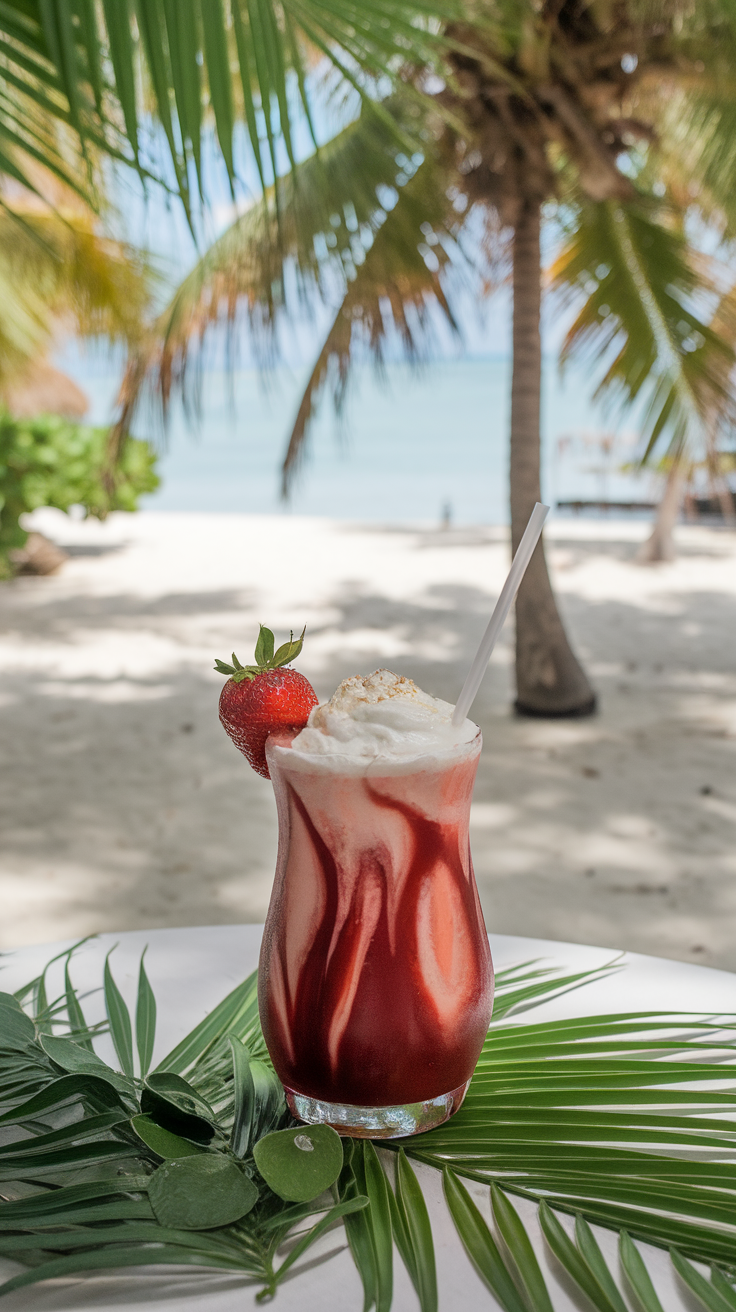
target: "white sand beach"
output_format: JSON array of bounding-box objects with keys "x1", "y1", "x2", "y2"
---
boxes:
[{"x1": 1, "y1": 509, "x2": 735, "y2": 969}]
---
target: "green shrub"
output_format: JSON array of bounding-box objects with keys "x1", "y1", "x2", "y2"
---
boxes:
[{"x1": 0, "y1": 411, "x2": 159, "y2": 577}]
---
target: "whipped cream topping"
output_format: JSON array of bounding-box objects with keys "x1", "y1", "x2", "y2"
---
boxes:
[{"x1": 290, "y1": 669, "x2": 478, "y2": 760}]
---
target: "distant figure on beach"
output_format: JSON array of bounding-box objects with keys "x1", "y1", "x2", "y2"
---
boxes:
[{"x1": 441, "y1": 500, "x2": 453, "y2": 530}]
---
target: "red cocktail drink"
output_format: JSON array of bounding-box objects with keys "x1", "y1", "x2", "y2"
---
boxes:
[{"x1": 258, "y1": 730, "x2": 493, "y2": 1137}]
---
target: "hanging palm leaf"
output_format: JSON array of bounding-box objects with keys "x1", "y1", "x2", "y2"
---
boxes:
[
  {"x1": 0, "y1": 0, "x2": 462, "y2": 218},
  {"x1": 110, "y1": 97, "x2": 466, "y2": 461},
  {"x1": 278, "y1": 151, "x2": 464, "y2": 493},
  {"x1": 549, "y1": 199, "x2": 736, "y2": 464},
  {"x1": 0, "y1": 3, "x2": 102, "y2": 202}
]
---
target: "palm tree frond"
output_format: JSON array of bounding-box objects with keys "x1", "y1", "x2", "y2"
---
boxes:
[
  {"x1": 647, "y1": 84, "x2": 736, "y2": 238},
  {"x1": 0, "y1": 0, "x2": 122, "y2": 204},
  {"x1": 550, "y1": 199, "x2": 736, "y2": 462},
  {"x1": 0, "y1": 0, "x2": 462, "y2": 218},
  {"x1": 7, "y1": 947, "x2": 736, "y2": 1305},
  {"x1": 280, "y1": 153, "x2": 463, "y2": 494},
  {"x1": 111, "y1": 99, "x2": 462, "y2": 455}
]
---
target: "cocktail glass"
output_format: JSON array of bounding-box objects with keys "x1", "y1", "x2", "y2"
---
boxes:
[{"x1": 258, "y1": 729, "x2": 493, "y2": 1138}]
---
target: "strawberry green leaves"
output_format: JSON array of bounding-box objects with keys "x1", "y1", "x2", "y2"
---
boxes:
[
  {"x1": 253, "y1": 1123, "x2": 343, "y2": 1201},
  {"x1": 254, "y1": 623, "x2": 275, "y2": 666},
  {"x1": 214, "y1": 624, "x2": 307, "y2": 683},
  {"x1": 214, "y1": 652, "x2": 248, "y2": 676},
  {"x1": 148, "y1": 1155, "x2": 258, "y2": 1230},
  {"x1": 271, "y1": 628, "x2": 307, "y2": 670}
]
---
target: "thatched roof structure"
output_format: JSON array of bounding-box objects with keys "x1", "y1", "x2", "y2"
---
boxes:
[{"x1": 2, "y1": 358, "x2": 89, "y2": 419}]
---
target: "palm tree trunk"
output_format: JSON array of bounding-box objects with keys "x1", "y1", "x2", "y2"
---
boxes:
[
  {"x1": 707, "y1": 441, "x2": 736, "y2": 524},
  {"x1": 510, "y1": 198, "x2": 596, "y2": 717},
  {"x1": 637, "y1": 458, "x2": 683, "y2": 563},
  {"x1": 716, "y1": 479, "x2": 736, "y2": 524}
]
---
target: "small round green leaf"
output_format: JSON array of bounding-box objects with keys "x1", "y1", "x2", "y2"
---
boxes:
[
  {"x1": 253, "y1": 1124, "x2": 343, "y2": 1202},
  {"x1": 131, "y1": 1114, "x2": 204, "y2": 1159},
  {"x1": 148, "y1": 1155, "x2": 258, "y2": 1229}
]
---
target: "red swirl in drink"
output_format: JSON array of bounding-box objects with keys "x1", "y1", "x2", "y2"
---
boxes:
[{"x1": 258, "y1": 671, "x2": 493, "y2": 1138}]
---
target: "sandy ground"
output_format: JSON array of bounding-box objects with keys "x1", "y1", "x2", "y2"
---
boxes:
[{"x1": 1, "y1": 509, "x2": 735, "y2": 970}]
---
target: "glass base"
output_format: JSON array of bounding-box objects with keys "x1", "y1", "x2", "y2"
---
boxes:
[{"x1": 285, "y1": 1080, "x2": 470, "y2": 1139}]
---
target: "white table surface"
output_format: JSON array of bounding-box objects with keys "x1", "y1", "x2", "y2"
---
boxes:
[{"x1": 1, "y1": 925, "x2": 735, "y2": 1312}]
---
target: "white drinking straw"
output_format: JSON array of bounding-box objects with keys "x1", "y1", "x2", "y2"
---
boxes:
[{"x1": 451, "y1": 502, "x2": 550, "y2": 727}]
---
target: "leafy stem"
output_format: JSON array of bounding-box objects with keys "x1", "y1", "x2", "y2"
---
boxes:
[{"x1": 215, "y1": 625, "x2": 307, "y2": 683}]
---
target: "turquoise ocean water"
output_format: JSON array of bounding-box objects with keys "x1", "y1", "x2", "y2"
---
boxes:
[{"x1": 79, "y1": 356, "x2": 652, "y2": 525}]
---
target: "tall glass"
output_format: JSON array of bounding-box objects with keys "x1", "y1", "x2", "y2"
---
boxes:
[{"x1": 258, "y1": 730, "x2": 493, "y2": 1138}]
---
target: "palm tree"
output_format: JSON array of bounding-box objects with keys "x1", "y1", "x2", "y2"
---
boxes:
[
  {"x1": 6, "y1": 0, "x2": 736, "y2": 712},
  {"x1": 108, "y1": 0, "x2": 736, "y2": 715}
]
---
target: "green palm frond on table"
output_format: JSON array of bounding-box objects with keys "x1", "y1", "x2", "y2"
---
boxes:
[
  {"x1": 1, "y1": 946, "x2": 736, "y2": 1311},
  {"x1": 412, "y1": 1010, "x2": 736, "y2": 1259},
  {"x1": 0, "y1": 945, "x2": 364, "y2": 1300}
]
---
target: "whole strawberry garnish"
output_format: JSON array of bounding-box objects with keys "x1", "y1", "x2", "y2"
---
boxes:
[{"x1": 215, "y1": 625, "x2": 318, "y2": 779}]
